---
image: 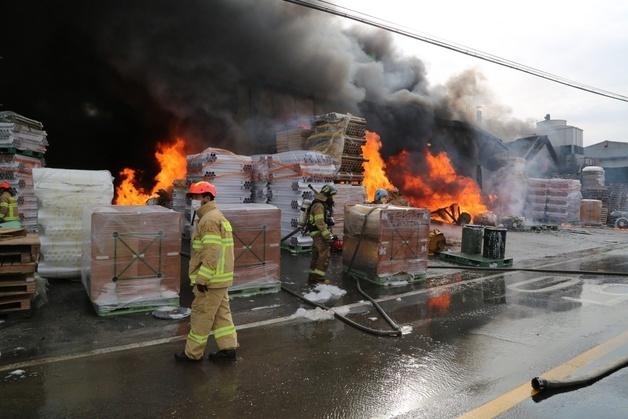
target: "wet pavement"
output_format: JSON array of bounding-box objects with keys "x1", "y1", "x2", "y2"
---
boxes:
[{"x1": 1, "y1": 231, "x2": 628, "y2": 418}]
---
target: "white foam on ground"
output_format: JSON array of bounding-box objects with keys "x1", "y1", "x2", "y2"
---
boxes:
[
  {"x1": 303, "y1": 284, "x2": 347, "y2": 303},
  {"x1": 250, "y1": 304, "x2": 281, "y2": 311},
  {"x1": 7, "y1": 369, "x2": 25, "y2": 377},
  {"x1": 368, "y1": 317, "x2": 378, "y2": 321},
  {"x1": 290, "y1": 307, "x2": 335, "y2": 321},
  {"x1": 401, "y1": 325, "x2": 413, "y2": 335}
]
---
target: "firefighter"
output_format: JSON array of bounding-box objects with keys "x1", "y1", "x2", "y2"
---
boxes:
[
  {"x1": 0, "y1": 182, "x2": 22, "y2": 228},
  {"x1": 371, "y1": 188, "x2": 389, "y2": 204},
  {"x1": 175, "y1": 181, "x2": 238, "y2": 363},
  {"x1": 306, "y1": 184, "x2": 337, "y2": 283}
]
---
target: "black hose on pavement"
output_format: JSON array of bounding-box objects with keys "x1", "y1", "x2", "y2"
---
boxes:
[
  {"x1": 531, "y1": 355, "x2": 628, "y2": 392},
  {"x1": 428, "y1": 265, "x2": 628, "y2": 277},
  {"x1": 280, "y1": 284, "x2": 401, "y2": 337}
]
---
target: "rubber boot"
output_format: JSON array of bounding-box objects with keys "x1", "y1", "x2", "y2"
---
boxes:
[
  {"x1": 174, "y1": 351, "x2": 201, "y2": 362},
  {"x1": 208, "y1": 349, "x2": 237, "y2": 362}
]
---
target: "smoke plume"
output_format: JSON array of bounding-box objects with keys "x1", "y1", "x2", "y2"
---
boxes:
[{"x1": 2, "y1": 0, "x2": 533, "y2": 188}]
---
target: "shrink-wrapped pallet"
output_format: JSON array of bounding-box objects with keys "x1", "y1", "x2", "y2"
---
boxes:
[
  {"x1": 525, "y1": 178, "x2": 581, "y2": 224},
  {"x1": 33, "y1": 168, "x2": 113, "y2": 278},
  {"x1": 219, "y1": 204, "x2": 281, "y2": 293},
  {"x1": 81, "y1": 205, "x2": 182, "y2": 315},
  {"x1": 343, "y1": 204, "x2": 430, "y2": 284},
  {"x1": 332, "y1": 184, "x2": 366, "y2": 239}
]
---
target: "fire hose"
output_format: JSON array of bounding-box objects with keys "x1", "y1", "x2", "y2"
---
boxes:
[
  {"x1": 531, "y1": 355, "x2": 628, "y2": 393},
  {"x1": 428, "y1": 265, "x2": 628, "y2": 277},
  {"x1": 282, "y1": 205, "x2": 402, "y2": 338}
]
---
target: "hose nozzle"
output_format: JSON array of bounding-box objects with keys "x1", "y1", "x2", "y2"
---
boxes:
[{"x1": 531, "y1": 377, "x2": 547, "y2": 390}]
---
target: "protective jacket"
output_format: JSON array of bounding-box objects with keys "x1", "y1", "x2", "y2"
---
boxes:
[
  {"x1": 0, "y1": 191, "x2": 19, "y2": 222},
  {"x1": 189, "y1": 201, "x2": 234, "y2": 288},
  {"x1": 306, "y1": 193, "x2": 332, "y2": 240}
]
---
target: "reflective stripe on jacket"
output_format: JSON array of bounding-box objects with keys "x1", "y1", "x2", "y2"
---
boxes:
[
  {"x1": 189, "y1": 201, "x2": 235, "y2": 288},
  {"x1": 0, "y1": 192, "x2": 19, "y2": 222}
]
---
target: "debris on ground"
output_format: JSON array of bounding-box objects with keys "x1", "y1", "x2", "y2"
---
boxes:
[{"x1": 151, "y1": 306, "x2": 192, "y2": 320}]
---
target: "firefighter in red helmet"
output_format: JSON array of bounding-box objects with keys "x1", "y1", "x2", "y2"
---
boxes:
[
  {"x1": 175, "y1": 181, "x2": 238, "y2": 362},
  {"x1": 0, "y1": 182, "x2": 21, "y2": 228}
]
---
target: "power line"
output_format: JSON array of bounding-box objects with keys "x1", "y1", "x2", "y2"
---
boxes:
[{"x1": 282, "y1": 0, "x2": 628, "y2": 103}]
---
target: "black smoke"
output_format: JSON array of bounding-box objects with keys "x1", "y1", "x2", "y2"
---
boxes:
[{"x1": 1, "y1": 0, "x2": 530, "y2": 189}]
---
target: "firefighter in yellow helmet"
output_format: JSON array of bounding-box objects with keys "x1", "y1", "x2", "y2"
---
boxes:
[
  {"x1": 175, "y1": 181, "x2": 238, "y2": 362},
  {"x1": 0, "y1": 182, "x2": 22, "y2": 229},
  {"x1": 306, "y1": 184, "x2": 337, "y2": 283}
]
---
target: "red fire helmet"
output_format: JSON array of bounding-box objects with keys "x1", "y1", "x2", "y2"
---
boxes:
[
  {"x1": 187, "y1": 181, "x2": 217, "y2": 197},
  {"x1": 0, "y1": 181, "x2": 11, "y2": 190}
]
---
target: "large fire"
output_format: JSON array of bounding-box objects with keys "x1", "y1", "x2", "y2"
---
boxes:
[
  {"x1": 387, "y1": 150, "x2": 488, "y2": 217},
  {"x1": 362, "y1": 131, "x2": 395, "y2": 201},
  {"x1": 115, "y1": 138, "x2": 187, "y2": 205},
  {"x1": 361, "y1": 131, "x2": 489, "y2": 218}
]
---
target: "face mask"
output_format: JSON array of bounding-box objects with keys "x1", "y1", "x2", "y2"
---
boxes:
[{"x1": 191, "y1": 199, "x2": 202, "y2": 211}]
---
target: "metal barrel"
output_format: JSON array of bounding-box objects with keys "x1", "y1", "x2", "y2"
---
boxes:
[
  {"x1": 482, "y1": 227, "x2": 507, "y2": 259},
  {"x1": 461, "y1": 224, "x2": 484, "y2": 255}
]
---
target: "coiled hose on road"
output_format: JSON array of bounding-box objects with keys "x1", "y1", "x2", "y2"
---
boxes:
[{"x1": 282, "y1": 205, "x2": 402, "y2": 338}]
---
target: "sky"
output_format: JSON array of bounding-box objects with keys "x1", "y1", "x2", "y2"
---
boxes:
[{"x1": 333, "y1": 0, "x2": 628, "y2": 145}]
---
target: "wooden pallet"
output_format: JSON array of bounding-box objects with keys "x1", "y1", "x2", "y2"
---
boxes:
[
  {"x1": 0, "y1": 233, "x2": 40, "y2": 265},
  {"x1": 439, "y1": 251, "x2": 513, "y2": 267},
  {"x1": 281, "y1": 243, "x2": 312, "y2": 255},
  {"x1": 0, "y1": 294, "x2": 32, "y2": 313},
  {"x1": 344, "y1": 266, "x2": 426, "y2": 286},
  {"x1": 0, "y1": 276, "x2": 36, "y2": 297},
  {"x1": 229, "y1": 282, "x2": 282, "y2": 299},
  {"x1": 0, "y1": 262, "x2": 37, "y2": 274},
  {"x1": 93, "y1": 298, "x2": 180, "y2": 317}
]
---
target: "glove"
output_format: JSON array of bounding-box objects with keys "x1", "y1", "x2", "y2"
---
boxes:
[{"x1": 196, "y1": 284, "x2": 208, "y2": 293}]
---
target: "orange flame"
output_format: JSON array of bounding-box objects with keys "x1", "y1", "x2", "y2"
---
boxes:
[
  {"x1": 387, "y1": 150, "x2": 488, "y2": 217},
  {"x1": 115, "y1": 138, "x2": 187, "y2": 205},
  {"x1": 362, "y1": 131, "x2": 394, "y2": 201}
]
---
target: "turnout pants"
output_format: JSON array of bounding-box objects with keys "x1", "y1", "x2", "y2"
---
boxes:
[
  {"x1": 185, "y1": 286, "x2": 238, "y2": 360},
  {"x1": 309, "y1": 235, "x2": 330, "y2": 281}
]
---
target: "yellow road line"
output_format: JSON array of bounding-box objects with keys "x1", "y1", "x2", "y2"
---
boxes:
[{"x1": 460, "y1": 329, "x2": 628, "y2": 419}]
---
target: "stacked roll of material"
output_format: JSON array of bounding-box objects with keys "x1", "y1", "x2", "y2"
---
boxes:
[
  {"x1": 343, "y1": 204, "x2": 430, "y2": 284},
  {"x1": 33, "y1": 168, "x2": 114, "y2": 278},
  {"x1": 186, "y1": 148, "x2": 254, "y2": 222},
  {"x1": 275, "y1": 127, "x2": 312, "y2": 153},
  {"x1": 581, "y1": 166, "x2": 605, "y2": 190},
  {"x1": 331, "y1": 184, "x2": 366, "y2": 239},
  {"x1": 305, "y1": 113, "x2": 366, "y2": 183},
  {"x1": 0, "y1": 112, "x2": 49, "y2": 232},
  {"x1": 525, "y1": 178, "x2": 581, "y2": 224}
]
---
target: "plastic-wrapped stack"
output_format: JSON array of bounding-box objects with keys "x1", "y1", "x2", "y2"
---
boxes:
[
  {"x1": 251, "y1": 155, "x2": 273, "y2": 205},
  {"x1": 275, "y1": 127, "x2": 311, "y2": 153},
  {"x1": 580, "y1": 199, "x2": 603, "y2": 226},
  {"x1": 525, "y1": 178, "x2": 581, "y2": 224},
  {"x1": 332, "y1": 184, "x2": 366, "y2": 239},
  {"x1": 220, "y1": 204, "x2": 281, "y2": 295},
  {"x1": 81, "y1": 206, "x2": 181, "y2": 315},
  {"x1": 581, "y1": 166, "x2": 605, "y2": 190},
  {"x1": 0, "y1": 112, "x2": 48, "y2": 232},
  {"x1": 33, "y1": 168, "x2": 113, "y2": 278},
  {"x1": 259, "y1": 151, "x2": 338, "y2": 250},
  {"x1": 343, "y1": 204, "x2": 430, "y2": 284},
  {"x1": 305, "y1": 113, "x2": 367, "y2": 183},
  {"x1": 0, "y1": 112, "x2": 48, "y2": 154},
  {"x1": 186, "y1": 148, "x2": 253, "y2": 218}
]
